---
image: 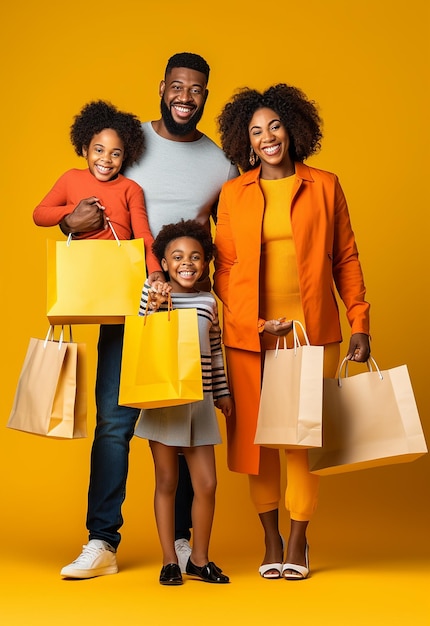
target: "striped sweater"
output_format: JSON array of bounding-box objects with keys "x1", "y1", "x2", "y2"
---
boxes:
[{"x1": 139, "y1": 282, "x2": 230, "y2": 400}]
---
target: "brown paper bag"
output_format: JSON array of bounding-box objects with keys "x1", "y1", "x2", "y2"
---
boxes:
[
  {"x1": 308, "y1": 357, "x2": 427, "y2": 475},
  {"x1": 254, "y1": 321, "x2": 324, "y2": 449},
  {"x1": 7, "y1": 327, "x2": 87, "y2": 438}
]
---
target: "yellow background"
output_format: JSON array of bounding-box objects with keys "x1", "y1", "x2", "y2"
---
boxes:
[{"x1": 1, "y1": 1, "x2": 429, "y2": 624}]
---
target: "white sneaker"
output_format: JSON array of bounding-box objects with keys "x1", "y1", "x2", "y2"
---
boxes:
[
  {"x1": 60, "y1": 539, "x2": 118, "y2": 579},
  {"x1": 175, "y1": 538, "x2": 192, "y2": 573}
]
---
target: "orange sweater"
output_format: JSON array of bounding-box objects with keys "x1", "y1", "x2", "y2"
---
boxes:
[{"x1": 33, "y1": 168, "x2": 161, "y2": 274}]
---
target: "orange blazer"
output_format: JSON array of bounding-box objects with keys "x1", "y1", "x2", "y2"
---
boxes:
[{"x1": 214, "y1": 162, "x2": 370, "y2": 351}]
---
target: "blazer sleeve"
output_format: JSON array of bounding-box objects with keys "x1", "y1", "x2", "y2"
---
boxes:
[
  {"x1": 331, "y1": 177, "x2": 370, "y2": 335},
  {"x1": 213, "y1": 184, "x2": 236, "y2": 309}
]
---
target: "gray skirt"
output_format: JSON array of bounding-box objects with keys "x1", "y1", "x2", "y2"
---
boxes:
[{"x1": 134, "y1": 393, "x2": 222, "y2": 447}]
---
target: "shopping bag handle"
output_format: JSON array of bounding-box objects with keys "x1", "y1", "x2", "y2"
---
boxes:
[
  {"x1": 66, "y1": 219, "x2": 121, "y2": 247},
  {"x1": 292, "y1": 320, "x2": 310, "y2": 351},
  {"x1": 44, "y1": 325, "x2": 73, "y2": 349},
  {"x1": 106, "y1": 219, "x2": 120, "y2": 245},
  {"x1": 143, "y1": 292, "x2": 172, "y2": 325},
  {"x1": 273, "y1": 320, "x2": 310, "y2": 356},
  {"x1": 273, "y1": 336, "x2": 287, "y2": 356},
  {"x1": 337, "y1": 355, "x2": 383, "y2": 387}
]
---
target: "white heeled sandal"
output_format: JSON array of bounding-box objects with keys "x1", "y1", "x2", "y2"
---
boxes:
[
  {"x1": 259, "y1": 562, "x2": 282, "y2": 579},
  {"x1": 281, "y1": 544, "x2": 310, "y2": 580},
  {"x1": 259, "y1": 535, "x2": 285, "y2": 579}
]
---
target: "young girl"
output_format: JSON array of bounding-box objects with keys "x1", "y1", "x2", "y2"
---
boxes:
[
  {"x1": 33, "y1": 100, "x2": 163, "y2": 580},
  {"x1": 33, "y1": 99, "x2": 161, "y2": 277},
  {"x1": 135, "y1": 219, "x2": 232, "y2": 586}
]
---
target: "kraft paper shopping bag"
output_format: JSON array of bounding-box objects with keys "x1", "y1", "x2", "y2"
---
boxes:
[
  {"x1": 308, "y1": 357, "x2": 427, "y2": 475},
  {"x1": 47, "y1": 233, "x2": 146, "y2": 325},
  {"x1": 119, "y1": 303, "x2": 203, "y2": 409},
  {"x1": 254, "y1": 321, "x2": 324, "y2": 449},
  {"x1": 7, "y1": 327, "x2": 87, "y2": 438}
]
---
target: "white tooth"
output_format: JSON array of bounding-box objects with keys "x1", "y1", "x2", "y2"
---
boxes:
[{"x1": 264, "y1": 145, "x2": 279, "y2": 154}]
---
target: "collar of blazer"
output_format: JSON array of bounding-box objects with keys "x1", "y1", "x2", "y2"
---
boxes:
[{"x1": 239, "y1": 161, "x2": 314, "y2": 186}]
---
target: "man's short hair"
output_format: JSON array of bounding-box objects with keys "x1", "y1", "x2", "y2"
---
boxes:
[{"x1": 165, "y1": 52, "x2": 210, "y2": 82}]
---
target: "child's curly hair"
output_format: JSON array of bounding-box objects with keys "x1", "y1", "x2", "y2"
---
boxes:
[
  {"x1": 152, "y1": 219, "x2": 214, "y2": 264},
  {"x1": 217, "y1": 84, "x2": 323, "y2": 172},
  {"x1": 70, "y1": 100, "x2": 144, "y2": 170}
]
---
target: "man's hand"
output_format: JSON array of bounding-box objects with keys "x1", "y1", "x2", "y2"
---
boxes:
[
  {"x1": 61, "y1": 197, "x2": 108, "y2": 235},
  {"x1": 147, "y1": 271, "x2": 166, "y2": 285}
]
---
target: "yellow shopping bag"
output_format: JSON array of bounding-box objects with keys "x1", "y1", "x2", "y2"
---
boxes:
[
  {"x1": 47, "y1": 234, "x2": 146, "y2": 325},
  {"x1": 119, "y1": 299, "x2": 203, "y2": 409}
]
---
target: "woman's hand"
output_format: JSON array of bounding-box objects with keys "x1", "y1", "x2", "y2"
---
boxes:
[
  {"x1": 215, "y1": 396, "x2": 234, "y2": 418},
  {"x1": 346, "y1": 333, "x2": 371, "y2": 362},
  {"x1": 264, "y1": 318, "x2": 293, "y2": 337}
]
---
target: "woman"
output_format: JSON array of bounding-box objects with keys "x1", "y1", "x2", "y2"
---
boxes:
[{"x1": 214, "y1": 84, "x2": 370, "y2": 580}]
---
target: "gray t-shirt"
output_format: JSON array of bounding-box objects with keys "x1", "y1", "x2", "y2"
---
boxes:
[{"x1": 125, "y1": 121, "x2": 238, "y2": 237}]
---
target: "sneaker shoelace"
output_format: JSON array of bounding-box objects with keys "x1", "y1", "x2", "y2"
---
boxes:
[{"x1": 73, "y1": 543, "x2": 104, "y2": 565}]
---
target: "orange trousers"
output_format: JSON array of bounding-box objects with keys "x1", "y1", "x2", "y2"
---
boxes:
[{"x1": 249, "y1": 343, "x2": 340, "y2": 521}]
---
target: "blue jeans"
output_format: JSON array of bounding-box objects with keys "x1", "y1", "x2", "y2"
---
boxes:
[
  {"x1": 87, "y1": 324, "x2": 193, "y2": 550},
  {"x1": 87, "y1": 324, "x2": 139, "y2": 549}
]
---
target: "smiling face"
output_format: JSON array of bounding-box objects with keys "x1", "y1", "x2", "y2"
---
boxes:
[
  {"x1": 248, "y1": 107, "x2": 294, "y2": 178},
  {"x1": 159, "y1": 67, "x2": 208, "y2": 138},
  {"x1": 161, "y1": 236, "x2": 206, "y2": 293},
  {"x1": 83, "y1": 128, "x2": 124, "y2": 181}
]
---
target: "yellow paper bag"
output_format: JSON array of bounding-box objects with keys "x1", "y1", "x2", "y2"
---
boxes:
[
  {"x1": 119, "y1": 307, "x2": 203, "y2": 409},
  {"x1": 47, "y1": 237, "x2": 146, "y2": 325}
]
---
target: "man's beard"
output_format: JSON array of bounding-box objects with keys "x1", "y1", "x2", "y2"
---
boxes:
[{"x1": 160, "y1": 98, "x2": 205, "y2": 137}]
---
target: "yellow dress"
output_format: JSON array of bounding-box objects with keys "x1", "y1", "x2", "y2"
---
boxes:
[
  {"x1": 259, "y1": 175, "x2": 304, "y2": 349},
  {"x1": 250, "y1": 175, "x2": 339, "y2": 521}
]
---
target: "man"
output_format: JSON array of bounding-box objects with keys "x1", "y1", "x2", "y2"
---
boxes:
[{"x1": 59, "y1": 52, "x2": 238, "y2": 578}]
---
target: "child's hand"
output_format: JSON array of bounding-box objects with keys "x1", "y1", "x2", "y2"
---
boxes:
[
  {"x1": 215, "y1": 396, "x2": 233, "y2": 418},
  {"x1": 148, "y1": 280, "x2": 171, "y2": 310},
  {"x1": 150, "y1": 279, "x2": 171, "y2": 295}
]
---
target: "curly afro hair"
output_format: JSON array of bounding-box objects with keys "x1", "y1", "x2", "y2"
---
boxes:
[
  {"x1": 217, "y1": 84, "x2": 323, "y2": 172},
  {"x1": 70, "y1": 100, "x2": 144, "y2": 170},
  {"x1": 152, "y1": 219, "x2": 214, "y2": 264}
]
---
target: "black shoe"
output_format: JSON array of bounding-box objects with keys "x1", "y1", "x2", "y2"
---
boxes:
[
  {"x1": 185, "y1": 558, "x2": 230, "y2": 583},
  {"x1": 159, "y1": 563, "x2": 183, "y2": 586}
]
